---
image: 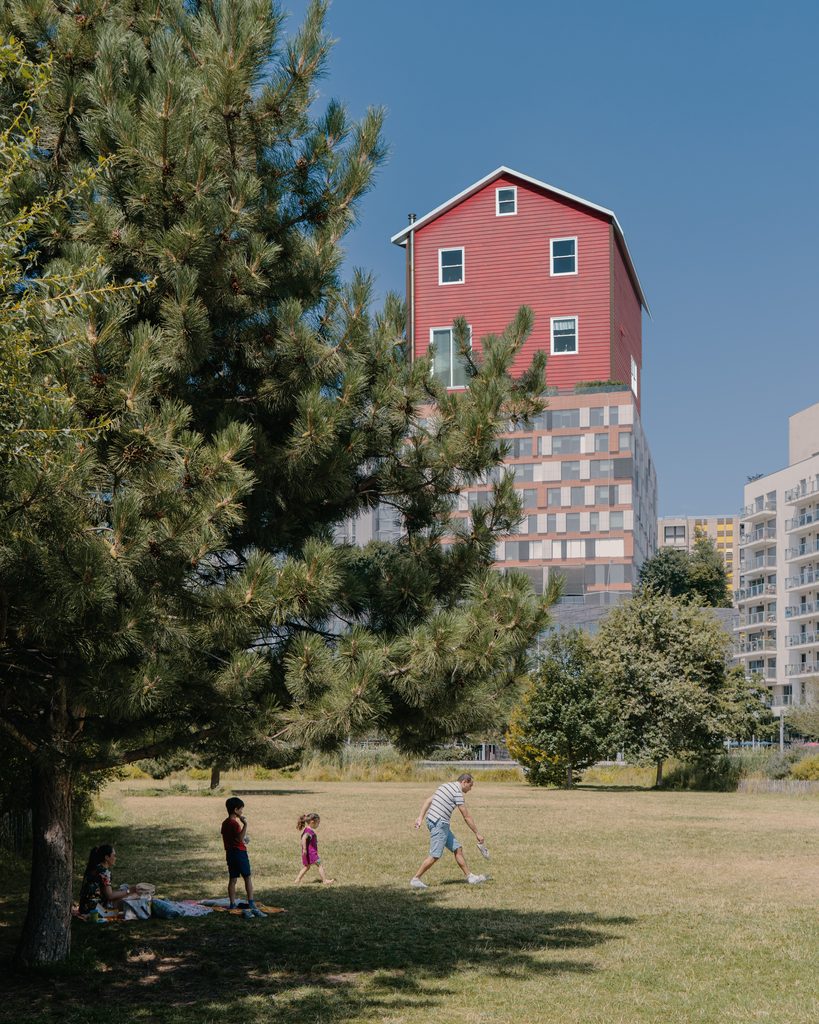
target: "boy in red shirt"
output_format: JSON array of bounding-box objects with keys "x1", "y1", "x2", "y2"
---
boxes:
[{"x1": 221, "y1": 797, "x2": 266, "y2": 918}]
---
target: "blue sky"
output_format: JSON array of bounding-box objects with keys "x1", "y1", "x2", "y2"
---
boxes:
[{"x1": 288, "y1": 0, "x2": 818, "y2": 516}]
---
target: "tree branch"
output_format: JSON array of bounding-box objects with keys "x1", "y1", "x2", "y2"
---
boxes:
[
  {"x1": 0, "y1": 713, "x2": 39, "y2": 753},
  {"x1": 80, "y1": 727, "x2": 219, "y2": 771}
]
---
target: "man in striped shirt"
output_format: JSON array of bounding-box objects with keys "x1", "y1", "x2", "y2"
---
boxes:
[{"x1": 410, "y1": 773, "x2": 487, "y2": 888}]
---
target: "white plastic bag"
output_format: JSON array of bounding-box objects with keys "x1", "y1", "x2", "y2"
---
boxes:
[{"x1": 122, "y1": 896, "x2": 152, "y2": 920}]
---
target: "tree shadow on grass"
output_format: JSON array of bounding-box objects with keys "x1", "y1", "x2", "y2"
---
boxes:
[
  {"x1": 574, "y1": 784, "x2": 655, "y2": 792},
  {"x1": 0, "y1": 822, "x2": 635, "y2": 1024},
  {"x1": 1, "y1": 888, "x2": 633, "y2": 1024},
  {"x1": 229, "y1": 788, "x2": 317, "y2": 797},
  {"x1": 119, "y1": 786, "x2": 317, "y2": 798}
]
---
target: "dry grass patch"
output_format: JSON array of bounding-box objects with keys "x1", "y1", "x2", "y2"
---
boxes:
[{"x1": 0, "y1": 780, "x2": 817, "y2": 1023}]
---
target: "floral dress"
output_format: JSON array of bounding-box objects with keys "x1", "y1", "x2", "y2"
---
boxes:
[{"x1": 78, "y1": 863, "x2": 111, "y2": 914}]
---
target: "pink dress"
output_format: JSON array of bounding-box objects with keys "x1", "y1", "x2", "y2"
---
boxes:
[{"x1": 301, "y1": 826, "x2": 320, "y2": 866}]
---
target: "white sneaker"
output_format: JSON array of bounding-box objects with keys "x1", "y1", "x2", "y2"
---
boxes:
[
  {"x1": 410, "y1": 877, "x2": 428, "y2": 889},
  {"x1": 467, "y1": 873, "x2": 487, "y2": 884}
]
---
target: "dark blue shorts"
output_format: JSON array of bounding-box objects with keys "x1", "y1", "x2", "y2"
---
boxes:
[{"x1": 226, "y1": 849, "x2": 251, "y2": 879}]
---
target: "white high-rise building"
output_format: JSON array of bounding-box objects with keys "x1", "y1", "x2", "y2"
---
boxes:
[{"x1": 734, "y1": 402, "x2": 819, "y2": 711}]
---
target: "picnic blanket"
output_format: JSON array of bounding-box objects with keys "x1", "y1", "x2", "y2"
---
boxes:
[
  {"x1": 75, "y1": 896, "x2": 284, "y2": 923},
  {"x1": 199, "y1": 898, "x2": 285, "y2": 915},
  {"x1": 151, "y1": 899, "x2": 213, "y2": 919}
]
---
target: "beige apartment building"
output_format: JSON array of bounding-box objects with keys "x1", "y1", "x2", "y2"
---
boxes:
[
  {"x1": 340, "y1": 385, "x2": 658, "y2": 607},
  {"x1": 454, "y1": 385, "x2": 657, "y2": 604},
  {"x1": 734, "y1": 401, "x2": 819, "y2": 712},
  {"x1": 657, "y1": 515, "x2": 739, "y2": 589}
]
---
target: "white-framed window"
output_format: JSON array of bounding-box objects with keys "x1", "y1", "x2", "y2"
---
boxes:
[
  {"x1": 496, "y1": 186, "x2": 517, "y2": 216},
  {"x1": 438, "y1": 247, "x2": 464, "y2": 284},
  {"x1": 631, "y1": 355, "x2": 638, "y2": 396},
  {"x1": 430, "y1": 326, "x2": 471, "y2": 389},
  {"x1": 551, "y1": 316, "x2": 578, "y2": 355},
  {"x1": 551, "y1": 237, "x2": 577, "y2": 275}
]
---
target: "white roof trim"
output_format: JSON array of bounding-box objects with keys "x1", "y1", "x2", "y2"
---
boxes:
[{"x1": 391, "y1": 165, "x2": 649, "y2": 314}]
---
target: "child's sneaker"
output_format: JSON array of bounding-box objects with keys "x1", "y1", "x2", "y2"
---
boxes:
[
  {"x1": 467, "y1": 873, "x2": 487, "y2": 884},
  {"x1": 242, "y1": 908, "x2": 254, "y2": 919},
  {"x1": 409, "y1": 877, "x2": 428, "y2": 890},
  {"x1": 250, "y1": 906, "x2": 267, "y2": 918}
]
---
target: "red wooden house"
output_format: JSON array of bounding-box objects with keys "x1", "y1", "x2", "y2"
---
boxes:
[{"x1": 391, "y1": 167, "x2": 648, "y2": 407}]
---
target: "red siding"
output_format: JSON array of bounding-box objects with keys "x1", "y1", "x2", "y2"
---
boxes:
[
  {"x1": 411, "y1": 175, "x2": 622, "y2": 388},
  {"x1": 610, "y1": 231, "x2": 643, "y2": 412}
]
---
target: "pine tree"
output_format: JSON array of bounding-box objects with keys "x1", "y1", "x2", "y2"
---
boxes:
[
  {"x1": 0, "y1": 39, "x2": 139, "y2": 460},
  {"x1": 0, "y1": 2, "x2": 554, "y2": 964},
  {"x1": 0, "y1": 39, "x2": 54, "y2": 459}
]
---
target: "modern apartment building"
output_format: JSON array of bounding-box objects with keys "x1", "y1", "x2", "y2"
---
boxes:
[
  {"x1": 657, "y1": 515, "x2": 739, "y2": 589},
  {"x1": 734, "y1": 402, "x2": 819, "y2": 711},
  {"x1": 335, "y1": 504, "x2": 403, "y2": 547},
  {"x1": 390, "y1": 167, "x2": 657, "y2": 602}
]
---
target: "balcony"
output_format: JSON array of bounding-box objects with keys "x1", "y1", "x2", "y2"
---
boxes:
[
  {"x1": 740, "y1": 500, "x2": 777, "y2": 522},
  {"x1": 735, "y1": 583, "x2": 777, "y2": 603},
  {"x1": 785, "y1": 601, "x2": 818, "y2": 619},
  {"x1": 785, "y1": 662, "x2": 819, "y2": 678},
  {"x1": 745, "y1": 662, "x2": 777, "y2": 682},
  {"x1": 738, "y1": 527, "x2": 776, "y2": 549},
  {"x1": 739, "y1": 556, "x2": 776, "y2": 575},
  {"x1": 785, "y1": 478, "x2": 819, "y2": 505},
  {"x1": 736, "y1": 610, "x2": 777, "y2": 628},
  {"x1": 736, "y1": 638, "x2": 777, "y2": 655},
  {"x1": 785, "y1": 568, "x2": 819, "y2": 592},
  {"x1": 787, "y1": 632, "x2": 819, "y2": 648},
  {"x1": 785, "y1": 510, "x2": 817, "y2": 534},
  {"x1": 785, "y1": 539, "x2": 819, "y2": 564}
]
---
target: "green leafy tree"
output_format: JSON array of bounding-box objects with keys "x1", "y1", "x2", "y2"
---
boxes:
[
  {"x1": 594, "y1": 590, "x2": 752, "y2": 786},
  {"x1": 0, "y1": 3, "x2": 554, "y2": 965},
  {"x1": 786, "y1": 701, "x2": 819, "y2": 741},
  {"x1": 721, "y1": 666, "x2": 774, "y2": 740},
  {"x1": 639, "y1": 534, "x2": 730, "y2": 607},
  {"x1": 638, "y1": 546, "x2": 692, "y2": 599},
  {"x1": 506, "y1": 629, "x2": 613, "y2": 787},
  {"x1": 689, "y1": 533, "x2": 731, "y2": 608}
]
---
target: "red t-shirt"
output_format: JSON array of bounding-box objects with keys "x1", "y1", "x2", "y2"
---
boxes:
[{"x1": 221, "y1": 816, "x2": 246, "y2": 852}]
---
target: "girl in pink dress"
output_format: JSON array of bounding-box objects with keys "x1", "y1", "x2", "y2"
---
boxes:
[{"x1": 294, "y1": 813, "x2": 334, "y2": 884}]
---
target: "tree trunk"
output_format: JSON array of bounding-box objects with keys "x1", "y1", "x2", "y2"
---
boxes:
[
  {"x1": 655, "y1": 760, "x2": 664, "y2": 787},
  {"x1": 565, "y1": 763, "x2": 573, "y2": 788},
  {"x1": 209, "y1": 766, "x2": 221, "y2": 790},
  {"x1": 15, "y1": 761, "x2": 74, "y2": 967}
]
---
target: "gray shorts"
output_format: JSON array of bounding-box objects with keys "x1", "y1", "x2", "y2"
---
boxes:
[{"x1": 427, "y1": 818, "x2": 461, "y2": 859}]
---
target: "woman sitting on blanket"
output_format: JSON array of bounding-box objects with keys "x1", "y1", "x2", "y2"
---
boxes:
[{"x1": 78, "y1": 844, "x2": 136, "y2": 916}]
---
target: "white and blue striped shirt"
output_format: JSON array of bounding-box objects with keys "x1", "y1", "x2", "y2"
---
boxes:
[{"x1": 427, "y1": 781, "x2": 465, "y2": 825}]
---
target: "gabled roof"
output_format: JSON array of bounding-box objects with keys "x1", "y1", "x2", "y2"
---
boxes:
[{"x1": 391, "y1": 165, "x2": 649, "y2": 314}]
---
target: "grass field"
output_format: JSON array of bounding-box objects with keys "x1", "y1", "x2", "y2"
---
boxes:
[{"x1": 1, "y1": 779, "x2": 818, "y2": 1024}]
